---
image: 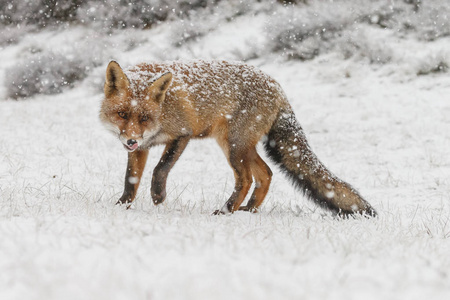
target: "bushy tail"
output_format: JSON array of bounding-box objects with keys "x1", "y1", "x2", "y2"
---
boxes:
[{"x1": 264, "y1": 110, "x2": 376, "y2": 217}]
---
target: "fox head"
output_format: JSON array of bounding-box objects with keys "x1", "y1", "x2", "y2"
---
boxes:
[{"x1": 100, "y1": 61, "x2": 172, "y2": 152}]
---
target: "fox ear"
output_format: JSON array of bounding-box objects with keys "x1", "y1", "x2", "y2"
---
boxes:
[
  {"x1": 147, "y1": 72, "x2": 172, "y2": 104},
  {"x1": 105, "y1": 61, "x2": 130, "y2": 97}
]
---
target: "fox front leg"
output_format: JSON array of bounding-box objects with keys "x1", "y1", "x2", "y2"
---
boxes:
[
  {"x1": 117, "y1": 149, "x2": 149, "y2": 206},
  {"x1": 151, "y1": 137, "x2": 190, "y2": 205}
]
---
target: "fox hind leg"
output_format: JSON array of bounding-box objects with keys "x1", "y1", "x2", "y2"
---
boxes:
[
  {"x1": 239, "y1": 149, "x2": 272, "y2": 213},
  {"x1": 214, "y1": 143, "x2": 253, "y2": 214}
]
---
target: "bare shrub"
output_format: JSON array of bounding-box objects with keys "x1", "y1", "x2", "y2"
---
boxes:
[{"x1": 6, "y1": 51, "x2": 92, "y2": 99}]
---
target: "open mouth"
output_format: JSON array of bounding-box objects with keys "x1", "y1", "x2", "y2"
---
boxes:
[{"x1": 123, "y1": 143, "x2": 139, "y2": 152}]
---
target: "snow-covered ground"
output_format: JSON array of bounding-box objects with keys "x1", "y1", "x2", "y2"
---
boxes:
[{"x1": 1, "y1": 3, "x2": 450, "y2": 299}]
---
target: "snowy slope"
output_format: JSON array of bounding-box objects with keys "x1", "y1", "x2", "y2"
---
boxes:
[{"x1": 1, "y1": 3, "x2": 450, "y2": 300}]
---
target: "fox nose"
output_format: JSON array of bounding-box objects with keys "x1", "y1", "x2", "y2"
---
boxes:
[{"x1": 127, "y1": 139, "x2": 137, "y2": 146}]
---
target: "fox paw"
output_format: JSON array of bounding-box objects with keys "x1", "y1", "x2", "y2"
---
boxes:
[
  {"x1": 116, "y1": 196, "x2": 133, "y2": 209},
  {"x1": 212, "y1": 209, "x2": 231, "y2": 215},
  {"x1": 116, "y1": 200, "x2": 132, "y2": 210},
  {"x1": 151, "y1": 185, "x2": 166, "y2": 205},
  {"x1": 238, "y1": 206, "x2": 258, "y2": 213},
  {"x1": 151, "y1": 193, "x2": 166, "y2": 205}
]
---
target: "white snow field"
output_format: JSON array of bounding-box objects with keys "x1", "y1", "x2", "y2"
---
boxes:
[{"x1": 1, "y1": 2, "x2": 450, "y2": 300}]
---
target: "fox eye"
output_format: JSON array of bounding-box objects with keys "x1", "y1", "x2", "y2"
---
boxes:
[
  {"x1": 118, "y1": 112, "x2": 128, "y2": 119},
  {"x1": 140, "y1": 115, "x2": 149, "y2": 122}
]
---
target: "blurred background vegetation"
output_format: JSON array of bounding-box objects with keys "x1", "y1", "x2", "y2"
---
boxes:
[{"x1": 1, "y1": 0, "x2": 448, "y2": 99}]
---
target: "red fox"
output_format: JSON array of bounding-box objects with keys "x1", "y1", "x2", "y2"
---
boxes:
[{"x1": 100, "y1": 60, "x2": 376, "y2": 216}]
